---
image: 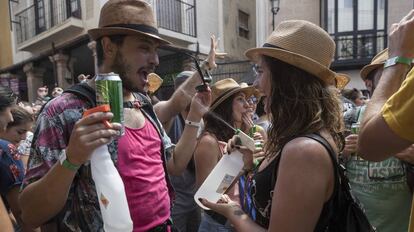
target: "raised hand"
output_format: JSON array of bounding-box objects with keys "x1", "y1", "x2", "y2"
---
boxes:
[
  {"x1": 188, "y1": 86, "x2": 212, "y2": 119},
  {"x1": 388, "y1": 10, "x2": 414, "y2": 58},
  {"x1": 205, "y1": 35, "x2": 227, "y2": 70}
]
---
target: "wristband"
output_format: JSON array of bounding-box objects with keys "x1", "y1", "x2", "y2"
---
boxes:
[
  {"x1": 59, "y1": 153, "x2": 81, "y2": 171},
  {"x1": 185, "y1": 119, "x2": 201, "y2": 128},
  {"x1": 384, "y1": 56, "x2": 412, "y2": 68}
]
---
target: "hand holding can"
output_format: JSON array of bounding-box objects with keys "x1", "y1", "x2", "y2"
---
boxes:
[{"x1": 351, "y1": 122, "x2": 360, "y2": 134}]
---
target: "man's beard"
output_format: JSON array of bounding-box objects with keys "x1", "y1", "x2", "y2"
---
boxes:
[{"x1": 111, "y1": 51, "x2": 142, "y2": 93}]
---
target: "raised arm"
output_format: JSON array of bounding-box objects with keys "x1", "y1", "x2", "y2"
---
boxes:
[
  {"x1": 155, "y1": 35, "x2": 221, "y2": 128},
  {"x1": 167, "y1": 90, "x2": 211, "y2": 175},
  {"x1": 358, "y1": 10, "x2": 414, "y2": 160}
]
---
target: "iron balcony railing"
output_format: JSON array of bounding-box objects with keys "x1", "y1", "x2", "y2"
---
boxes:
[
  {"x1": 14, "y1": 0, "x2": 81, "y2": 44},
  {"x1": 147, "y1": 0, "x2": 197, "y2": 37},
  {"x1": 331, "y1": 32, "x2": 387, "y2": 67}
]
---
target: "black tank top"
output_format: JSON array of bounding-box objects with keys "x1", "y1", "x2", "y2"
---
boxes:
[{"x1": 251, "y1": 137, "x2": 336, "y2": 231}]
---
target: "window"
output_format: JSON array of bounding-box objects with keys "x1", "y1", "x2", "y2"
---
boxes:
[
  {"x1": 69, "y1": 0, "x2": 81, "y2": 18},
  {"x1": 35, "y1": 0, "x2": 46, "y2": 34},
  {"x1": 238, "y1": 10, "x2": 249, "y2": 39},
  {"x1": 322, "y1": 0, "x2": 387, "y2": 67}
]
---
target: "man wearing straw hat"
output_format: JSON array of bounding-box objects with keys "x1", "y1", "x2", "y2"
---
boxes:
[
  {"x1": 342, "y1": 48, "x2": 414, "y2": 232},
  {"x1": 19, "y1": 0, "x2": 211, "y2": 231}
]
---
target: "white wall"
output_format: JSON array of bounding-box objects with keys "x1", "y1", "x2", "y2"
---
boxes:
[{"x1": 195, "y1": 0, "x2": 220, "y2": 54}]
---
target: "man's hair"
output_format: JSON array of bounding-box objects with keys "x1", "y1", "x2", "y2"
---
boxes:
[
  {"x1": 96, "y1": 35, "x2": 126, "y2": 66},
  {"x1": 203, "y1": 94, "x2": 238, "y2": 142},
  {"x1": 341, "y1": 88, "x2": 361, "y2": 102},
  {"x1": 0, "y1": 85, "x2": 16, "y2": 112},
  {"x1": 7, "y1": 106, "x2": 34, "y2": 128},
  {"x1": 365, "y1": 67, "x2": 383, "y2": 95},
  {"x1": 262, "y1": 55, "x2": 344, "y2": 156}
]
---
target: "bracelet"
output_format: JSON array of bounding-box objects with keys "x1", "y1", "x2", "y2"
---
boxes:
[
  {"x1": 185, "y1": 119, "x2": 201, "y2": 128},
  {"x1": 384, "y1": 56, "x2": 412, "y2": 68}
]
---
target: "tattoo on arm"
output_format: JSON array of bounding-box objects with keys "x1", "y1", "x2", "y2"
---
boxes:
[{"x1": 232, "y1": 205, "x2": 246, "y2": 216}]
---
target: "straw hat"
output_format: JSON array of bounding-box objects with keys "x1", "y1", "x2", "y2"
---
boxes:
[
  {"x1": 88, "y1": 0, "x2": 171, "y2": 45},
  {"x1": 210, "y1": 79, "x2": 256, "y2": 111},
  {"x1": 240, "y1": 82, "x2": 263, "y2": 98},
  {"x1": 360, "y1": 49, "x2": 388, "y2": 80},
  {"x1": 246, "y1": 20, "x2": 339, "y2": 86}
]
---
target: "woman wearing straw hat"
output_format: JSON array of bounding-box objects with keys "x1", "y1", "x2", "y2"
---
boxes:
[
  {"x1": 200, "y1": 20, "x2": 345, "y2": 231},
  {"x1": 195, "y1": 78, "x2": 256, "y2": 231}
]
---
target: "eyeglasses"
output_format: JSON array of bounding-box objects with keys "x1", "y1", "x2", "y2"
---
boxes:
[
  {"x1": 252, "y1": 64, "x2": 259, "y2": 76},
  {"x1": 248, "y1": 96, "x2": 259, "y2": 104}
]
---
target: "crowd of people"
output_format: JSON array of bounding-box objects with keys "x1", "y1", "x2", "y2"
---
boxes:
[{"x1": 0, "y1": 0, "x2": 413, "y2": 231}]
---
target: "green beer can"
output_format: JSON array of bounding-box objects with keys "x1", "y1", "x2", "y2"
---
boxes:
[
  {"x1": 95, "y1": 72, "x2": 124, "y2": 135},
  {"x1": 351, "y1": 122, "x2": 360, "y2": 134}
]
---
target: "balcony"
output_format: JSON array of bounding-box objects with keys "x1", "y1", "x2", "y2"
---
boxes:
[
  {"x1": 331, "y1": 32, "x2": 387, "y2": 69},
  {"x1": 14, "y1": 0, "x2": 83, "y2": 52},
  {"x1": 146, "y1": 0, "x2": 197, "y2": 43}
]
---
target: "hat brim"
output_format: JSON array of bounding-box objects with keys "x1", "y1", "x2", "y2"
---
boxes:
[
  {"x1": 335, "y1": 73, "x2": 351, "y2": 90},
  {"x1": 360, "y1": 63, "x2": 383, "y2": 81},
  {"x1": 210, "y1": 86, "x2": 256, "y2": 111},
  {"x1": 88, "y1": 27, "x2": 171, "y2": 45},
  {"x1": 245, "y1": 47, "x2": 336, "y2": 86}
]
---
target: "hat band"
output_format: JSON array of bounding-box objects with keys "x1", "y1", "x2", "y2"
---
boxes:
[
  {"x1": 263, "y1": 43, "x2": 283, "y2": 49},
  {"x1": 105, "y1": 23, "x2": 159, "y2": 36},
  {"x1": 211, "y1": 86, "x2": 240, "y2": 109}
]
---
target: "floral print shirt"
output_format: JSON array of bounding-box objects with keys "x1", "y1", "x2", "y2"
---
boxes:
[{"x1": 0, "y1": 140, "x2": 25, "y2": 202}]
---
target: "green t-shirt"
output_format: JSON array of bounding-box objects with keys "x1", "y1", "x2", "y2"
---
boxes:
[{"x1": 346, "y1": 105, "x2": 412, "y2": 232}]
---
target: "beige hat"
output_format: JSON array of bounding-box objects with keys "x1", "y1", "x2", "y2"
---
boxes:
[
  {"x1": 246, "y1": 20, "x2": 342, "y2": 86},
  {"x1": 210, "y1": 79, "x2": 256, "y2": 111},
  {"x1": 240, "y1": 82, "x2": 263, "y2": 98},
  {"x1": 88, "y1": 0, "x2": 171, "y2": 45},
  {"x1": 360, "y1": 49, "x2": 388, "y2": 80}
]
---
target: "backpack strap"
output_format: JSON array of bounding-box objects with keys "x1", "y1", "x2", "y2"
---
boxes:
[
  {"x1": 132, "y1": 92, "x2": 164, "y2": 135},
  {"x1": 63, "y1": 83, "x2": 96, "y2": 107},
  {"x1": 37, "y1": 83, "x2": 96, "y2": 115}
]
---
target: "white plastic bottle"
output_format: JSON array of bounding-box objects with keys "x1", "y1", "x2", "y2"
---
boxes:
[{"x1": 91, "y1": 145, "x2": 133, "y2": 232}]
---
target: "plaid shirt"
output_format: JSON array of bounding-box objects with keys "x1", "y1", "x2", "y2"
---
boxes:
[
  {"x1": 23, "y1": 93, "x2": 114, "y2": 231},
  {"x1": 23, "y1": 91, "x2": 174, "y2": 231}
]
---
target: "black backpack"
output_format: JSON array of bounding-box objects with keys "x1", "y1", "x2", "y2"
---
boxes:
[{"x1": 303, "y1": 134, "x2": 376, "y2": 232}]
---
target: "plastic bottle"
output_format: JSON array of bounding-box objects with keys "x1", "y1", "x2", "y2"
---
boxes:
[{"x1": 91, "y1": 145, "x2": 133, "y2": 232}]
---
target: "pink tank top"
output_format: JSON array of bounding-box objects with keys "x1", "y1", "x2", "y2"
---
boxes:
[{"x1": 117, "y1": 119, "x2": 170, "y2": 232}]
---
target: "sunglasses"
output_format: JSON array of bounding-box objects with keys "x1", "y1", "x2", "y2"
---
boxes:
[{"x1": 247, "y1": 96, "x2": 260, "y2": 104}]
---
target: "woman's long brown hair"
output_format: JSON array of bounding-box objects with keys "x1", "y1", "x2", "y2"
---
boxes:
[{"x1": 263, "y1": 56, "x2": 344, "y2": 157}]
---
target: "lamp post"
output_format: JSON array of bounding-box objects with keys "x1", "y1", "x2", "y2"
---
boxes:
[{"x1": 271, "y1": 0, "x2": 280, "y2": 30}]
